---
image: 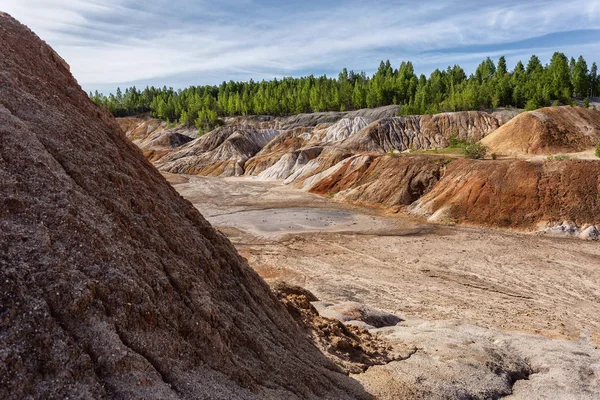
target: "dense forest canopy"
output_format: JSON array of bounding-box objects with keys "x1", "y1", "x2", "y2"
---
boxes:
[{"x1": 91, "y1": 52, "x2": 599, "y2": 133}]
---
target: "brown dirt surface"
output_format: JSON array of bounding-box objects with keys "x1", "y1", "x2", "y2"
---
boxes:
[
  {"x1": 272, "y1": 282, "x2": 398, "y2": 374},
  {"x1": 117, "y1": 117, "x2": 194, "y2": 162},
  {"x1": 156, "y1": 125, "x2": 280, "y2": 176},
  {"x1": 169, "y1": 174, "x2": 600, "y2": 399},
  {"x1": 0, "y1": 13, "x2": 369, "y2": 400},
  {"x1": 307, "y1": 154, "x2": 449, "y2": 208},
  {"x1": 410, "y1": 158, "x2": 600, "y2": 228},
  {"x1": 481, "y1": 106, "x2": 600, "y2": 156},
  {"x1": 168, "y1": 175, "x2": 600, "y2": 345}
]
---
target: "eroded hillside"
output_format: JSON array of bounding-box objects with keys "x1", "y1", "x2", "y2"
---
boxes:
[
  {"x1": 120, "y1": 107, "x2": 515, "y2": 178},
  {"x1": 120, "y1": 101, "x2": 600, "y2": 235},
  {"x1": 0, "y1": 13, "x2": 369, "y2": 400},
  {"x1": 481, "y1": 106, "x2": 600, "y2": 155}
]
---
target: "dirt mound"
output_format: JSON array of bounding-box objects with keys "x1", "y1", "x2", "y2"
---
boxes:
[
  {"x1": 305, "y1": 155, "x2": 449, "y2": 208},
  {"x1": 226, "y1": 105, "x2": 399, "y2": 130},
  {"x1": 243, "y1": 127, "x2": 316, "y2": 176},
  {"x1": 323, "y1": 117, "x2": 373, "y2": 142},
  {"x1": 0, "y1": 13, "x2": 368, "y2": 400},
  {"x1": 157, "y1": 126, "x2": 280, "y2": 176},
  {"x1": 481, "y1": 106, "x2": 600, "y2": 155},
  {"x1": 284, "y1": 148, "x2": 355, "y2": 186},
  {"x1": 342, "y1": 111, "x2": 507, "y2": 152},
  {"x1": 122, "y1": 108, "x2": 516, "y2": 182},
  {"x1": 271, "y1": 283, "x2": 397, "y2": 374},
  {"x1": 410, "y1": 158, "x2": 600, "y2": 228},
  {"x1": 117, "y1": 118, "x2": 194, "y2": 161},
  {"x1": 312, "y1": 302, "x2": 402, "y2": 329},
  {"x1": 257, "y1": 147, "x2": 324, "y2": 181}
]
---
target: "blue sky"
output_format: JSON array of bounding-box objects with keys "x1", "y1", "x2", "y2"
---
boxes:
[{"x1": 4, "y1": 0, "x2": 600, "y2": 94}]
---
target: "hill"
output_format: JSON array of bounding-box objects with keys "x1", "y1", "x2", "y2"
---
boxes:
[
  {"x1": 0, "y1": 13, "x2": 368, "y2": 400},
  {"x1": 481, "y1": 106, "x2": 600, "y2": 155}
]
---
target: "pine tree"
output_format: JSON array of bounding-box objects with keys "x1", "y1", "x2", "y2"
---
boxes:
[
  {"x1": 572, "y1": 56, "x2": 589, "y2": 98},
  {"x1": 90, "y1": 54, "x2": 599, "y2": 124},
  {"x1": 590, "y1": 63, "x2": 598, "y2": 98}
]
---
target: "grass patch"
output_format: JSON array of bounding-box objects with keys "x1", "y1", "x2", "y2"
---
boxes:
[
  {"x1": 547, "y1": 154, "x2": 573, "y2": 161},
  {"x1": 414, "y1": 147, "x2": 466, "y2": 155}
]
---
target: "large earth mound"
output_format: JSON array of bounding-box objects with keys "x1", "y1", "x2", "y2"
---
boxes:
[
  {"x1": 409, "y1": 159, "x2": 600, "y2": 228},
  {"x1": 156, "y1": 125, "x2": 281, "y2": 176},
  {"x1": 481, "y1": 106, "x2": 600, "y2": 155},
  {"x1": 123, "y1": 107, "x2": 517, "y2": 178},
  {"x1": 117, "y1": 117, "x2": 195, "y2": 162},
  {"x1": 0, "y1": 13, "x2": 368, "y2": 400},
  {"x1": 303, "y1": 155, "x2": 448, "y2": 208},
  {"x1": 341, "y1": 110, "x2": 512, "y2": 153}
]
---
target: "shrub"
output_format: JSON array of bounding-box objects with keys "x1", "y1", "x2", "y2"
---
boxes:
[
  {"x1": 547, "y1": 154, "x2": 572, "y2": 161},
  {"x1": 463, "y1": 142, "x2": 487, "y2": 159},
  {"x1": 596, "y1": 140, "x2": 600, "y2": 158},
  {"x1": 584, "y1": 98, "x2": 590, "y2": 109},
  {"x1": 491, "y1": 153, "x2": 497, "y2": 160},
  {"x1": 525, "y1": 99, "x2": 539, "y2": 111},
  {"x1": 448, "y1": 131, "x2": 468, "y2": 148}
]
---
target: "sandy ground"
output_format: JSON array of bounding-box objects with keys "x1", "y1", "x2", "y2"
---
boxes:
[
  {"x1": 166, "y1": 173, "x2": 600, "y2": 397},
  {"x1": 166, "y1": 173, "x2": 600, "y2": 344}
]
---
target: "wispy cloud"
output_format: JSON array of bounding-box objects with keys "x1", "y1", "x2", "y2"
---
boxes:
[{"x1": 3, "y1": 0, "x2": 600, "y2": 92}]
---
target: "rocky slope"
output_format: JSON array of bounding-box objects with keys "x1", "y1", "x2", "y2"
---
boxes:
[
  {"x1": 306, "y1": 155, "x2": 449, "y2": 208},
  {"x1": 118, "y1": 103, "x2": 600, "y2": 236},
  {"x1": 121, "y1": 107, "x2": 515, "y2": 178},
  {"x1": 0, "y1": 13, "x2": 369, "y2": 400},
  {"x1": 241, "y1": 110, "x2": 514, "y2": 183},
  {"x1": 409, "y1": 159, "x2": 600, "y2": 229},
  {"x1": 117, "y1": 117, "x2": 195, "y2": 161},
  {"x1": 481, "y1": 106, "x2": 600, "y2": 155},
  {"x1": 225, "y1": 104, "x2": 400, "y2": 130},
  {"x1": 341, "y1": 110, "x2": 515, "y2": 153},
  {"x1": 156, "y1": 125, "x2": 281, "y2": 176}
]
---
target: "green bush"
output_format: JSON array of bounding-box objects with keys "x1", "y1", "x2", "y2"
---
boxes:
[
  {"x1": 463, "y1": 142, "x2": 488, "y2": 159},
  {"x1": 584, "y1": 98, "x2": 590, "y2": 109},
  {"x1": 596, "y1": 141, "x2": 600, "y2": 158},
  {"x1": 491, "y1": 153, "x2": 497, "y2": 160},
  {"x1": 547, "y1": 154, "x2": 572, "y2": 161},
  {"x1": 448, "y1": 131, "x2": 468, "y2": 148},
  {"x1": 525, "y1": 99, "x2": 539, "y2": 111}
]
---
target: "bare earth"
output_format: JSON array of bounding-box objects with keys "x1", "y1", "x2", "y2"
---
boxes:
[
  {"x1": 169, "y1": 173, "x2": 600, "y2": 344},
  {"x1": 167, "y1": 173, "x2": 600, "y2": 398}
]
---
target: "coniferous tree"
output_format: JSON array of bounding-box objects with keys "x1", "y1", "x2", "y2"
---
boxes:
[
  {"x1": 572, "y1": 56, "x2": 590, "y2": 98},
  {"x1": 90, "y1": 53, "x2": 599, "y2": 125}
]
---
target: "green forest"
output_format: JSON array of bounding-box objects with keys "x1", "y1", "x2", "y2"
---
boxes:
[{"x1": 90, "y1": 52, "x2": 599, "y2": 133}]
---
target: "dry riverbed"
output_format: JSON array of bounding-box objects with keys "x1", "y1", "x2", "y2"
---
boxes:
[{"x1": 166, "y1": 173, "x2": 600, "y2": 399}]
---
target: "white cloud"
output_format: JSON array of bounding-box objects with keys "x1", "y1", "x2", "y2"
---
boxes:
[{"x1": 3, "y1": 0, "x2": 600, "y2": 91}]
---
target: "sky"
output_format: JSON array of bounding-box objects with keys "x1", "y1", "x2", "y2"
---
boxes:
[{"x1": 4, "y1": 0, "x2": 600, "y2": 94}]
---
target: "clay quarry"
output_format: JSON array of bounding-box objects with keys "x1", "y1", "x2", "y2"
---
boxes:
[{"x1": 3, "y1": 11, "x2": 600, "y2": 400}]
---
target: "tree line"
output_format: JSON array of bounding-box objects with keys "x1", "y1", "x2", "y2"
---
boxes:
[{"x1": 90, "y1": 52, "x2": 599, "y2": 132}]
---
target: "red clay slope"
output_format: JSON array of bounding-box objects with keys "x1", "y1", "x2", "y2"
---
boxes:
[
  {"x1": 0, "y1": 13, "x2": 367, "y2": 400},
  {"x1": 410, "y1": 159, "x2": 600, "y2": 228}
]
